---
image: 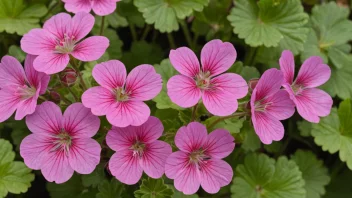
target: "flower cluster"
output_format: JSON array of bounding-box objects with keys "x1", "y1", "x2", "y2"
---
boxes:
[{"x1": 0, "y1": 7, "x2": 333, "y2": 195}]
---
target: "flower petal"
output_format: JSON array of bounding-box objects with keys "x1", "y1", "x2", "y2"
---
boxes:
[
  {"x1": 41, "y1": 150, "x2": 74, "y2": 184},
  {"x1": 43, "y1": 13, "x2": 72, "y2": 39},
  {"x1": 63, "y1": 103, "x2": 100, "y2": 138},
  {"x1": 106, "y1": 126, "x2": 136, "y2": 152},
  {"x1": 203, "y1": 129, "x2": 235, "y2": 159},
  {"x1": 69, "y1": 12, "x2": 95, "y2": 41},
  {"x1": 68, "y1": 138, "x2": 101, "y2": 174},
  {"x1": 26, "y1": 101, "x2": 63, "y2": 136},
  {"x1": 0, "y1": 86, "x2": 21, "y2": 122},
  {"x1": 109, "y1": 150, "x2": 143, "y2": 185},
  {"x1": 140, "y1": 140, "x2": 172, "y2": 178},
  {"x1": 175, "y1": 122, "x2": 208, "y2": 153},
  {"x1": 135, "y1": 116, "x2": 164, "y2": 143},
  {"x1": 167, "y1": 75, "x2": 201, "y2": 108},
  {"x1": 71, "y1": 36, "x2": 109, "y2": 62},
  {"x1": 82, "y1": 86, "x2": 116, "y2": 116},
  {"x1": 264, "y1": 90, "x2": 295, "y2": 120},
  {"x1": 125, "y1": 64, "x2": 162, "y2": 101},
  {"x1": 254, "y1": 68, "x2": 283, "y2": 101},
  {"x1": 165, "y1": 151, "x2": 189, "y2": 179},
  {"x1": 174, "y1": 164, "x2": 201, "y2": 195},
  {"x1": 200, "y1": 159, "x2": 233, "y2": 194},
  {"x1": 106, "y1": 100, "x2": 150, "y2": 127},
  {"x1": 169, "y1": 47, "x2": 200, "y2": 77},
  {"x1": 92, "y1": 60, "x2": 126, "y2": 89},
  {"x1": 20, "y1": 134, "x2": 51, "y2": 170},
  {"x1": 296, "y1": 56, "x2": 331, "y2": 88},
  {"x1": 279, "y1": 50, "x2": 295, "y2": 84},
  {"x1": 0, "y1": 55, "x2": 26, "y2": 87},
  {"x1": 201, "y1": 39, "x2": 237, "y2": 76},
  {"x1": 14, "y1": 86, "x2": 40, "y2": 120},
  {"x1": 92, "y1": 0, "x2": 117, "y2": 16},
  {"x1": 20, "y1": 29, "x2": 57, "y2": 55},
  {"x1": 252, "y1": 111, "x2": 284, "y2": 145},
  {"x1": 203, "y1": 73, "x2": 248, "y2": 116},
  {"x1": 64, "y1": 0, "x2": 92, "y2": 14},
  {"x1": 34, "y1": 53, "x2": 70, "y2": 75},
  {"x1": 24, "y1": 55, "x2": 50, "y2": 95}
]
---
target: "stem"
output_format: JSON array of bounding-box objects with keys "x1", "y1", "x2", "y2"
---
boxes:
[
  {"x1": 244, "y1": 47, "x2": 258, "y2": 66},
  {"x1": 191, "y1": 103, "x2": 199, "y2": 121},
  {"x1": 67, "y1": 86, "x2": 79, "y2": 102},
  {"x1": 141, "y1": 25, "x2": 151, "y2": 40},
  {"x1": 208, "y1": 112, "x2": 248, "y2": 130},
  {"x1": 180, "y1": 20, "x2": 193, "y2": 49},
  {"x1": 129, "y1": 24, "x2": 138, "y2": 41},
  {"x1": 70, "y1": 60, "x2": 88, "y2": 90},
  {"x1": 167, "y1": 33, "x2": 176, "y2": 49},
  {"x1": 60, "y1": 95, "x2": 72, "y2": 105},
  {"x1": 192, "y1": 33, "x2": 199, "y2": 49},
  {"x1": 39, "y1": 96, "x2": 47, "y2": 101},
  {"x1": 99, "y1": 16, "x2": 105, "y2": 36}
]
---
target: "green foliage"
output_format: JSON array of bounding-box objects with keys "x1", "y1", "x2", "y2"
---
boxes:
[
  {"x1": 96, "y1": 179, "x2": 124, "y2": 198},
  {"x1": 47, "y1": 175, "x2": 96, "y2": 198},
  {"x1": 134, "y1": 178, "x2": 174, "y2": 198},
  {"x1": 81, "y1": 164, "x2": 106, "y2": 188},
  {"x1": 0, "y1": 139, "x2": 34, "y2": 198}
]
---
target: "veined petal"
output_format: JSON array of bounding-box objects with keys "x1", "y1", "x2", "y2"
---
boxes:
[
  {"x1": 254, "y1": 68, "x2": 283, "y2": 101},
  {"x1": 252, "y1": 111, "x2": 284, "y2": 145},
  {"x1": 175, "y1": 122, "x2": 207, "y2": 153},
  {"x1": 296, "y1": 56, "x2": 331, "y2": 88},
  {"x1": 43, "y1": 13, "x2": 72, "y2": 39},
  {"x1": 203, "y1": 129, "x2": 235, "y2": 159},
  {"x1": 71, "y1": 36, "x2": 109, "y2": 62},
  {"x1": 0, "y1": 55, "x2": 26, "y2": 87},
  {"x1": 14, "y1": 85, "x2": 40, "y2": 120},
  {"x1": 41, "y1": 150, "x2": 74, "y2": 184},
  {"x1": 64, "y1": 0, "x2": 92, "y2": 14},
  {"x1": 92, "y1": 60, "x2": 126, "y2": 89},
  {"x1": 82, "y1": 86, "x2": 117, "y2": 116},
  {"x1": 264, "y1": 90, "x2": 295, "y2": 120},
  {"x1": 167, "y1": 75, "x2": 201, "y2": 108},
  {"x1": 0, "y1": 86, "x2": 21, "y2": 122},
  {"x1": 20, "y1": 29, "x2": 57, "y2": 55},
  {"x1": 92, "y1": 0, "x2": 117, "y2": 16},
  {"x1": 69, "y1": 12, "x2": 95, "y2": 41},
  {"x1": 34, "y1": 53, "x2": 70, "y2": 75},
  {"x1": 174, "y1": 163, "x2": 201, "y2": 195},
  {"x1": 106, "y1": 126, "x2": 136, "y2": 152},
  {"x1": 279, "y1": 50, "x2": 295, "y2": 84},
  {"x1": 24, "y1": 55, "x2": 50, "y2": 95},
  {"x1": 169, "y1": 47, "x2": 200, "y2": 77}
]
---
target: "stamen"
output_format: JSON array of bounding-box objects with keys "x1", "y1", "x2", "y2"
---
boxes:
[
  {"x1": 51, "y1": 130, "x2": 72, "y2": 156},
  {"x1": 130, "y1": 141, "x2": 145, "y2": 157},
  {"x1": 55, "y1": 33, "x2": 77, "y2": 54},
  {"x1": 195, "y1": 71, "x2": 211, "y2": 89},
  {"x1": 116, "y1": 87, "x2": 129, "y2": 102},
  {"x1": 189, "y1": 149, "x2": 211, "y2": 170},
  {"x1": 18, "y1": 85, "x2": 37, "y2": 100}
]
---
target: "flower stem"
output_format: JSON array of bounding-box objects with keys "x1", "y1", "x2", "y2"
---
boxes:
[
  {"x1": 167, "y1": 33, "x2": 176, "y2": 49},
  {"x1": 39, "y1": 96, "x2": 47, "y2": 101},
  {"x1": 70, "y1": 60, "x2": 88, "y2": 90},
  {"x1": 129, "y1": 24, "x2": 138, "y2": 41},
  {"x1": 141, "y1": 25, "x2": 151, "y2": 40},
  {"x1": 208, "y1": 112, "x2": 248, "y2": 130},
  {"x1": 191, "y1": 103, "x2": 199, "y2": 121},
  {"x1": 100, "y1": 16, "x2": 105, "y2": 36},
  {"x1": 244, "y1": 47, "x2": 258, "y2": 66},
  {"x1": 67, "y1": 86, "x2": 79, "y2": 102},
  {"x1": 180, "y1": 20, "x2": 193, "y2": 50}
]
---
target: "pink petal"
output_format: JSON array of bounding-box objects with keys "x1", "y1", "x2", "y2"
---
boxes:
[
  {"x1": 64, "y1": 0, "x2": 92, "y2": 14},
  {"x1": 92, "y1": 60, "x2": 126, "y2": 89},
  {"x1": 175, "y1": 122, "x2": 208, "y2": 153},
  {"x1": 203, "y1": 73, "x2": 248, "y2": 116},
  {"x1": 203, "y1": 129, "x2": 235, "y2": 159},
  {"x1": 201, "y1": 39, "x2": 237, "y2": 76},
  {"x1": 15, "y1": 86, "x2": 40, "y2": 120},
  {"x1": 200, "y1": 159, "x2": 233, "y2": 194},
  {"x1": 294, "y1": 88, "x2": 333, "y2": 123},
  {"x1": 34, "y1": 53, "x2": 70, "y2": 75},
  {"x1": 41, "y1": 150, "x2": 74, "y2": 184},
  {"x1": 71, "y1": 36, "x2": 109, "y2": 61},
  {"x1": 174, "y1": 163, "x2": 201, "y2": 195},
  {"x1": 264, "y1": 90, "x2": 295, "y2": 120},
  {"x1": 92, "y1": 0, "x2": 117, "y2": 16},
  {"x1": 0, "y1": 55, "x2": 26, "y2": 87},
  {"x1": 20, "y1": 134, "x2": 51, "y2": 169},
  {"x1": 254, "y1": 68, "x2": 283, "y2": 101},
  {"x1": 26, "y1": 101, "x2": 63, "y2": 136},
  {"x1": 252, "y1": 111, "x2": 284, "y2": 145},
  {"x1": 140, "y1": 140, "x2": 172, "y2": 178},
  {"x1": 165, "y1": 151, "x2": 189, "y2": 179},
  {"x1": 296, "y1": 56, "x2": 331, "y2": 88},
  {"x1": 125, "y1": 64, "x2": 162, "y2": 101},
  {"x1": 135, "y1": 116, "x2": 164, "y2": 143},
  {"x1": 106, "y1": 100, "x2": 150, "y2": 127},
  {"x1": 24, "y1": 55, "x2": 50, "y2": 95},
  {"x1": 20, "y1": 29, "x2": 56, "y2": 55},
  {"x1": 106, "y1": 126, "x2": 136, "y2": 152},
  {"x1": 43, "y1": 13, "x2": 72, "y2": 39},
  {"x1": 169, "y1": 47, "x2": 200, "y2": 77},
  {"x1": 167, "y1": 75, "x2": 201, "y2": 108},
  {"x1": 279, "y1": 50, "x2": 295, "y2": 84},
  {"x1": 69, "y1": 12, "x2": 95, "y2": 41},
  {"x1": 109, "y1": 150, "x2": 143, "y2": 185},
  {"x1": 0, "y1": 86, "x2": 21, "y2": 122},
  {"x1": 82, "y1": 86, "x2": 116, "y2": 116},
  {"x1": 68, "y1": 138, "x2": 101, "y2": 174},
  {"x1": 63, "y1": 103, "x2": 100, "y2": 138}
]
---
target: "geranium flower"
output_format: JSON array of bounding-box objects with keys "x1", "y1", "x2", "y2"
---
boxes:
[
  {"x1": 167, "y1": 39, "x2": 248, "y2": 116},
  {"x1": 250, "y1": 68, "x2": 295, "y2": 144},
  {"x1": 165, "y1": 122, "x2": 234, "y2": 195},
  {"x1": 20, "y1": 102, "x2": 101, "y2": 184},
  {"x1": 82, "y1": 60, "x2": 162, "y2": 127},
  {"x1": 106, "y1": 116, "x2": 172, "y2": 184},
  {"x1": 21, "y1": 12, "x2": 109, "y2": 74},
  {"x1": 62, "y1": 0, "x2": 121, "y2": 16},
  {"x1": 279, "y1": 50, "x2": 333, "y2": 123},
  {"x1": 0, "y1": 55, "x2": 50, "y2": 122}
]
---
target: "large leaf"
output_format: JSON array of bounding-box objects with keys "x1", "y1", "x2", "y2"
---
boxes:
[
  {"x1": 134, "y1": 178, "x2": 174, "y2": 198},
  {"x1": 47, "y1": 175, "x2": 96, "y2": 198},
  {"x1": 0, "y1": 139, "x2": 34, "y2": 197},
  {"x1": 134, "y1": 0, "x2": 209, "y2": 32},
  {"x1": 96, "y1": 179, "x2": 124, "y2": 198},
  {"x1": 0, "y1": 0, "x2": 47, "y2": 35},
  {"x1": 228, "y1": 0, "x2": 309, "y2": 54}
]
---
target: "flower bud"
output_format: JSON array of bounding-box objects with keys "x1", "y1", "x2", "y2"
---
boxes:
[
  {"x1": 50, "y1": 91, "x2": 61, "y2": 104},
  {"x1": 60, "y1": 68, "x2": 77, "y2": 87},
  {"x1": 248, "y1": 78, "x2": 259, "y2": 93}
]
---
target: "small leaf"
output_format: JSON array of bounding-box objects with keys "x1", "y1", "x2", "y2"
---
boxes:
[
  {"x1": 241, "y1": 121, "x2": 261, "y2": 152},
  {"x1": 117, "y1": 0, "x2": 146, "y2": 28},
  {"x1": 297, "y1": 120, "x2": 312, "y2": 137},
  {"x1": 96, "y1": 179, "x2": 124, "y2": 198},
  {"x1": 204, "y1": 116, "x2": 245, "y2": 134},
  {"x1": 169, "y1": 185, "x2": 199, "y2": 198},
  {"x1": 134, "y1": 178, "x2": 174, "y2": 198},
  {"x1": 8, "y1": 45, "x2": 26, "y2": 62},
  {"x1": 321, "y1": 64, "x2": 352, "y2": 99},
  {"x1": 106, "y1": 12, "x2": 128, "y2": 28},
  {"x1": 81, "y1": 164, "x2": 106, "y2": 188}
]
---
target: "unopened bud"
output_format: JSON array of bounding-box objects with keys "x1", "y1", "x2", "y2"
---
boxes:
[
  {"x1": 60, "y1": 68, "x2": 77, "y2": 87},
  {"x1": 248, "y1": 78, "x2": 259, "y2": 93},
  {"x1": 50, "y1": 91, "x2": 61, "y2": 104}
]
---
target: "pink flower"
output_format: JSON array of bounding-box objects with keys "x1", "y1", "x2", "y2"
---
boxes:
[
  {"x1": 20, "y1": 102, "x2": 101, "y2": 184},
  {"x1": 82, "y1": 60, "x2": 162, "y2": 127},
  {"x1": 167, "y1": 39, "x2": 248, "y2": 116},
  {"x1": 165, "y1": 122, "x2": 234, "y2": 195},
  {"x1": 106, "y1": 116, "x2": 172, "y2": 185},
  {"x1": 0, "y1": 55, "x2": 50, "y2": 122},
  {"x1": 21, "y1": 12, "x2": 109, "y2": 74},
  {"x1": 279, "y1": 50, "x2": 333, "y2": 123},
  {"x1": 250, "y1": 69, "x2": 295, "y2": 144},
  {"x1": 62, "y1": 0, "x2": 121, "y2": 16}
]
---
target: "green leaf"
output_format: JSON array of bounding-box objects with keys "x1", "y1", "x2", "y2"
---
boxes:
[
  {"x1": 96, "y1": 179, "x2": 124, "y2": 198},
  {"x1": 311, "y1": 99, "x2": 352, "y2": 170},
  {"x1": 0, "y1": 139, "x2": 34, "y2": 198},
  {"x1": 324, "y1": 169, "x2": 352, "y2": 198},
  {"x1": 263, "y1": 141, "x2": 282, "y2": 154},
  {"x1": 134, "y1": 0, "x2": 209, "y2": 33},
  {"x1": 297, "y1": 120, "x2": 312, "y2": 137},
  {"x1": 153, "y1": 59, "x2": 183, "y2": 110},
  {"x1": 291, "y1": 150, "x2": 330, "y2": 198},
  {"x1": 231, "y1": 153, "x2": 306, "y2": 198},
  {"x1": 169, "y1": 185, "x2": 198, "y2": 198},
  {"x1": 204, "y1": 116, "x2": 245, "y2": 134},
  {"x1": 8, "y1": 45, "x2": 26, "y2": 62},
  {"x1": 0, "y1": 0, "x2": 47, "y2": 35},
  {"x1": 81, "y1": 164, "x2": 106, "y2": 188},
  {"x1": 228, "y1": 0, "x2": 309, "y2": 54},
  {"x1": 8, "y1": 120, "x2": 30, "y2": 151},
  {"x1": 134, "y1": 178, "x2": 174, "y2": 198},
  {"x1": 241, "y1": 121, "x2": 261, "y2": 152},
  {"x1": 106, "y1": 12, "x2": 128, "y2": 28},
  {"x1": 117, "y1": 0, "x2": 146, "y2": 28}
]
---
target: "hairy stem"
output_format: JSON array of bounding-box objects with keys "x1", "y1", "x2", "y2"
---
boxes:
[
  {"x1": 191, "y1": 103, "x2": 199, "y2": 121},
  {"x1": 70, "y1": 60, "x2": 88, "y2": 90}
]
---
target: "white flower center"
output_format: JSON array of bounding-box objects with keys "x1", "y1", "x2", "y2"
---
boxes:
[
  {"x1": 189, "y1": 149, "x2": 211, "y2": 170},
  {"x1": 55, "y1": 34, "x2": 77, "y2": 54},
  {"x1": 51, "y1": 130, "x2": 72, "y2": 155},
  {"x1": 130, "y1": 141, "x2": 145, "y2": 158},
  {"x1": 18, "y1": 85, "x2": 37, "y2": 100},
  {"x1": 195, "y1": 71, "x2": 211, "y2": 89},
  {"x1": 115, "y1": 87, "x2": 129, "y2": 102}
]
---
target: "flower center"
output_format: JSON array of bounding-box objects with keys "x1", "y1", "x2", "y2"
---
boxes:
[
  {"x1": 195, "y1": 71, "x2": 211, "y2": 89},
  {"x1": 51, "y1": 130, "x2": 72, "y2": 155},
  {"x1": 254, "y1": 101, "x2": 272, "y2": 112},
  {"x1": 18, "y1": 85, "x2": 37, "y2": 100},
  {"x1": 55, "y1": 34, "x2": 77, "y2": 54},
  {"x1": 130, "y1": 141, "x2": 145, "y2": 157},
  {"x1": 116, "y1": 87, "x2": 129, "y2": 102},
  {"x1": 291, "y1": 83, "x2": 303, "y2": 95},
  {"x1": 189, "y1": 149, "x2": 211, "y2": 170}
]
